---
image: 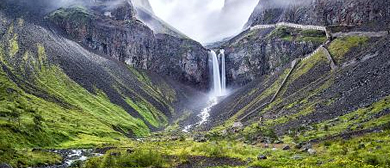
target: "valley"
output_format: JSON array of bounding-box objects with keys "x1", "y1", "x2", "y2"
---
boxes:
[{"x1": 0, "y1": 0, "x2": 390, "y2": 167}]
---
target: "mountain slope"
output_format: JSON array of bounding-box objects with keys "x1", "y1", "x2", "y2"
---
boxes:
[{"x1": 0, "y1": 2, "x2": 208, "y2": 166}]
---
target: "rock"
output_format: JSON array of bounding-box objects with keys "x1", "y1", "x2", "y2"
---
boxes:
[
  {"x1": 0, "y1": 163, "x2": 12, "y2": 168},
  {"x1": 291, "y1": 155, "x2": 303, "y2": 160},
  {"x1": 274, "y1": 140, "x2": 283, "y2": 144},
  {"x1": 272, "y1": 148, "x2": 278, "y2": 151},
  {"x1": 126, "y1": 148, "x2": 134, "y2": 154},
  {"x1": 194, "y1": 135, "x2": 207, "y2": 142},
  {"x1": 257, "y1": 155, "x2": 267, "y2": 160},
  {"x1": 282, "y1": 145, "x2": 291, "y2": 150},
  {"x1": 232, "y1": 122, "x2": 244, "y2": 129},
  {"x1": 47, "y1": 2, "x2": 209, "y2": 89},
  {"x1": 110, "y1": 152, "x2": 121, "y2": 156},
  {"x1": 307, "y1": 149, "x2": 316, "y2": 155},
  {"x1": 302, "y1": 143, "x2": 313, "y2": 151}
]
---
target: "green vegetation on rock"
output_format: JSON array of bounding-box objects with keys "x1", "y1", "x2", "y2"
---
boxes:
[{"x1": 328, "y1": 36, "x2": 369, "y2": 63}]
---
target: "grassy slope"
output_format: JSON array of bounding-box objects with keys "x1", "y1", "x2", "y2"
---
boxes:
[{"x1": 0, "y1": 20, "x2": 177, "y2": 167}]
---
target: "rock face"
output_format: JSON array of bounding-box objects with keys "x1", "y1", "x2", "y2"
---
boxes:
[
  {"x1": 246, "y1": 0, "x2": 390, "y2": 31},
  {"x1": 48, "y1": 0, "x2": 209, "y2": 89},
  {"x1": 215, "y1": 27, "x2": 323, "y2": 87}
]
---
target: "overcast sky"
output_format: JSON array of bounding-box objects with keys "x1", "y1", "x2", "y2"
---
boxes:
[{"x1": 149, "y1": 0, "x2": 258, "y2": 44}]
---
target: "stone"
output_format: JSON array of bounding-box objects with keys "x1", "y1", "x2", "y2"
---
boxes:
[
  {"x1": 308, "y1": 149, "x2": 316, "y2": 155},
  {"x1": 282, "y1": 145, "x2": 291, "y2": 150},
  {"x1": 257, "y1": 155, "x2": 267, "y2": 160},
  {"x1": 291, "y1": 155, "x2": 303, "y2": 160},
  {"x1": 110, "y1": 152, "x2": 121, "y2": 156},
  {"x1": 194, "y1": 135, "x2": 207, "y2": 142},
  {"x1": 126, "y1": 148, "x2": 134, "y2": 154},
  {"x1": 0, "y1": 163, "x2": 12, "y2": 168},
  {"x1": 232, "y1": 122, "x2": 244, "y2": 129}
]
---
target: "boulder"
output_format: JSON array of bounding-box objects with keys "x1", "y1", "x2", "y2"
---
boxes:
[
  {"x1": 257, "y1": 155, "x2": 267, "y2": 160},
  {"x1": 282, "y1": 145, "x2": 291, "y2": 150},
  {"x1": 308, "y1": 149, "x2": 316, "y2": 155}
]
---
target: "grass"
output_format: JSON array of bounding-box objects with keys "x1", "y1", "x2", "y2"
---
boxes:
[
  {"x1": 267, "y1": 27, "x2": 327, "y2": 44},
  {"x1": 328, "y1": 36, "x2": 369, "y2": 63},
  {"x1": 76, "y1": 129, "x2": 390, "y2": 168}
]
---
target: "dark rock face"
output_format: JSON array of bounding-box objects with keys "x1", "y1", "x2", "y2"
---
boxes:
[
  {"x1": 246, "y1": 0, "x2": 390, "y2": 31},
  {"x1": 216, "y1": 28, "x2": 321, "y2": 87},
  {"x1": 48, "y1": 1, "x2": 209, "y2": 89}
]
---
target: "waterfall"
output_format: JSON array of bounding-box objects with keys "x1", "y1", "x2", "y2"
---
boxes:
[
  {"x1": 219, "y1": 49, "x2": 226, "y2": 94},
  {"x1": 210, "y1": 51, "x2": 222, "y2": 96},
  {"x1": 209, "y1": 49, "x2": 227, "y2": 97}
]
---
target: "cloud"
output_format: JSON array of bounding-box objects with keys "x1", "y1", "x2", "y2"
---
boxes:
[{"x1": 149, "y1": 0, "x2": 258, "y2": 44}]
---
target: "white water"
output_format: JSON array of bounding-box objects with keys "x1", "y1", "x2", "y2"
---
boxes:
[
  {"x1": 219, "y1": 49, "x2": 226, "y2": 93},
  {"x1": 210, "y1": 51, "x2": 223, "y2": 96},
  {"x1": 182, "y1": 50, "x2": 227, "y2": 132}
]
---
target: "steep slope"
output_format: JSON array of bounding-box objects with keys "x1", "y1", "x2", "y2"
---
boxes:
[
  {"x1": 0, "y1": 1, "x2": 208, "y2": 165},
  {"x1": 204, "y1": 0, "x2": 390, "y2": 148},
  {"x1": 132, "y1": 0, "x2": 188, "y2": 38},
  {"x1": 47, "y1": 0, "x2": 209, "y2": 89},
  {"x1": 246, "y1": 0, "x2": 390, "y2": 31}
]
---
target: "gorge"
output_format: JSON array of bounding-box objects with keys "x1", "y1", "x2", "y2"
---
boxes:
[{"x1": 0, "y1": 0, "x2": 390, "y2": 167}]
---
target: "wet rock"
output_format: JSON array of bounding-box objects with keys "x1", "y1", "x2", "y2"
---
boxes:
[
  {"x1": 94, "y1": 147, "x2": 117, "y2": 154},
  {"x1": 257, "y1": 155, "x2": 267, "y2": 160},
  {"x1": 282, "y1": 145, "x2": 291, "y2": 150}
]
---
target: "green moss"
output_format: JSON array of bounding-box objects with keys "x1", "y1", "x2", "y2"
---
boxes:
[
  {"x1": 48, "y1": 6, "x2": 92, "y2": 24},
  {"x1": 328, "y1": 36, "x2": 369, "y2": 63},
  {"x1": 289, "y1": 49, "x2": 327, "y2": 83},
  {"x1": 37, "y1": 43, "x2": 47, "y2": 65},
  {"x1": 229, "y1": 68, "x2": 291, "y2": 122},
  {"x1": 125, "y1": 98, "x2": 168, "y2": 128},
  {"x1": 9, "y1": 34, "x2": 19, "y2": 57},
  {"x1": 0, "y1": 44, "x2": 153, "y2": 153},
  {"x1": 0, "y1": 146, "x2": 62, "y2": 168},
  {"x1": 298, "y1": 95, "x2": 390, "y2": 142},
  {"x1": 0, "y1": 44, "x2": 4, "y2": 63}
]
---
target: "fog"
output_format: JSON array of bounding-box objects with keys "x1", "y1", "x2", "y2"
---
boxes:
[{"x1": 149, "y1": 0, "x2": 259, "y2": 44}]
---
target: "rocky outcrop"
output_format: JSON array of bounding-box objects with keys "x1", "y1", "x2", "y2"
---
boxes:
[
  {"x1": 48, "y1": 0, "x2": 209, "y2": 89},
  {"x1": 246, "y1": 0, "x2": 390, "y2": 31},
  {"x1": 216, "y1": 27, "x2": 323, "y2": 87}
]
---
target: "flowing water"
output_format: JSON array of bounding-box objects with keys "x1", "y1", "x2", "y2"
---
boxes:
[{"x1": 183, "y1": 49, "x2": 227, "y2": 132}]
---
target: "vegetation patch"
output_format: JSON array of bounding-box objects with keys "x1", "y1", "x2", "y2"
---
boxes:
[{"x1": 328, "y1": 36, "x2": 369, "y2": 63}]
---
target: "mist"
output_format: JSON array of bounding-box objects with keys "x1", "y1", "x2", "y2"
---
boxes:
[{"x1": 149, "y1": 0, "x2": 259, "y2": 44}]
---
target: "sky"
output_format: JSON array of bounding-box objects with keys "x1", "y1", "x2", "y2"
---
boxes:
[{"x1": 149, "y1": 0, "x2": 259, "y2": 44}]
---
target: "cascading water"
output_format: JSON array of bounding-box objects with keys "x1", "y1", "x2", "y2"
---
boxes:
[
  {"x1": 219, "y1": 49, "x2": 226, "y2": 94},
  {"x1": 210, "y1": 51, "x2": 222, "y2": 96},
  {"x1": 182, "y1": 49, "x2": 227, "y2": 132}
]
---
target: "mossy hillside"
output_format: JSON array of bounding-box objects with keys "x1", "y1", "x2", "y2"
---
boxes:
[
  {"x1": 230, "y1": 68, "x2": 292, "y2": 121},
  {"x1": 0, "y1": 35, "x2": 158, "y2": 155},
  {"x1": 48, "y1": 6, "x2": 91, "y2": 25},
  {"x1": 328, "y1": 36, "x2": 369, "y2": 64},
  {"x1": 127, "y1": 67, "x2": 176, "y2": 116},
  {"x1": 297, "y1": 95, "x2": 390, "y2": 142},
  {"x1": 267, "y1": 27, "x2": 327, "y2": 44}
]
